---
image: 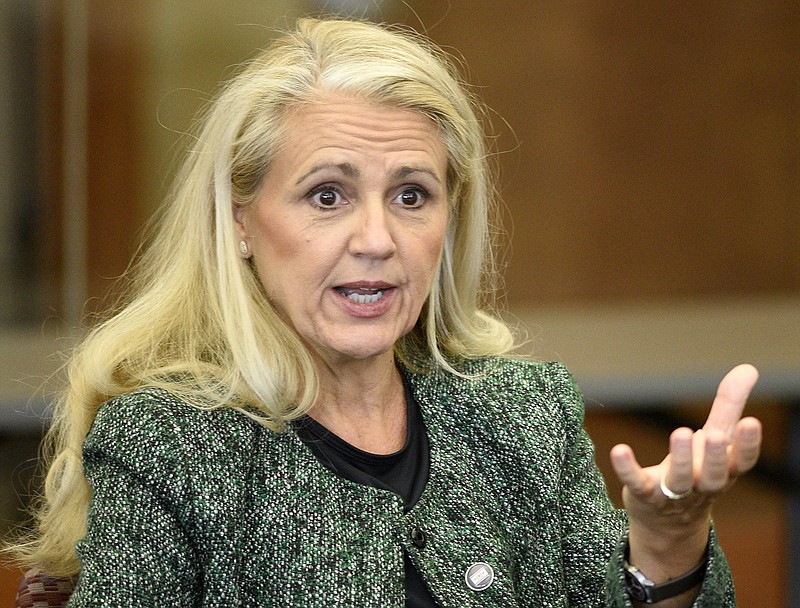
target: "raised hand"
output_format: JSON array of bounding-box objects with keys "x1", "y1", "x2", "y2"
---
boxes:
[{"x1": 608, "y1": 364, "x2": 762, "y2": 604}]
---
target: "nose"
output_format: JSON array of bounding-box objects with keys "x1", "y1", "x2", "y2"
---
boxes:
[{"x1": 348, "y1": 199, "x2": 397, "y2": 260}]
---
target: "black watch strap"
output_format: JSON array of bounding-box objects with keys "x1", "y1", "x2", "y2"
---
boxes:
[{"x1": 623, "y1": 551, "x2": 707, "y2": 604}]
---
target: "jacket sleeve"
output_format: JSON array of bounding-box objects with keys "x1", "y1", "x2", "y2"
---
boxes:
[
  {"x1": 603, "y1": 527, "x2": 736, "y2": 607},
  {"x1": 67, "y1": 389, "x2": 251, "y2": 607},
  {"x1": 547, "y1": 363, "x2": 736, "y2": 607}
]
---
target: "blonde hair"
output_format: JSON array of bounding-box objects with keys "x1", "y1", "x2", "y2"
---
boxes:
[{"x1": 11, "y1": 17, "x2": 515, "y2": 576}]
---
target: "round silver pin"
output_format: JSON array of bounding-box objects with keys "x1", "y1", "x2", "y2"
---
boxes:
[{"x1": 465, "y1": 562, "x2": 495, "y2": 592}]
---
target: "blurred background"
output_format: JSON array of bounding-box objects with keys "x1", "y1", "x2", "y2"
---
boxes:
[{"x1": 1, "y1": 0, "x2": 798, "y2": 605}]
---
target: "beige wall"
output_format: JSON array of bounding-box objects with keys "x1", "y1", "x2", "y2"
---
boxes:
[
  {"x1": 402, "y1": 1, "x2": 800, "y2": 305},
  {"x1": 137, "y1": 0, "x2": 311, "y2": 214}
]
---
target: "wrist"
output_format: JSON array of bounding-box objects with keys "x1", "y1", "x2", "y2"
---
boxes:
[
  {"x1": 627, "y1": 517, "x2": 710, "y2": 577},
  {"x1": 623, "y1": 542, "x2": 708, "y2": 604}
]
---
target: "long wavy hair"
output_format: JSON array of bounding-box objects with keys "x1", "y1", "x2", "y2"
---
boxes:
[{"x1": 10, "y1": 17, "x2": 515, "y2": 576}]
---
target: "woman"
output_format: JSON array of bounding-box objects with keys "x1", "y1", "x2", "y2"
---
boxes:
[{"x1": 11, "y1": 17, "x2": 761, "y2": 607}]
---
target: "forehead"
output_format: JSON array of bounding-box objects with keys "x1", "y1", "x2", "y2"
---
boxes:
[{"x1": 276, "y1": 94, "x2": 448, "y2": 168}]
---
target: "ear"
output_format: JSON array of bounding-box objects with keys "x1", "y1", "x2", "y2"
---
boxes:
[
  {"x1": 232, "y1": 203, "x2": 248, "y2": 240},
  {"x1": 232, "y1": 204, "x2": 253, "y2": 258}
]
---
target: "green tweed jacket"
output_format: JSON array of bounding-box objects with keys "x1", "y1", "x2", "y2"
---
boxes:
[{"x1": 68, "y1": 358, "x2": 735, "y2": 607}]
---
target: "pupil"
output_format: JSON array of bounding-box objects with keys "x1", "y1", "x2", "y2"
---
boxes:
[
  {"x1": 402, "y1": 191, "x2": 418, "y2": 205},
  {"x1": 319, "y1": 190, "x2": 336, "y2": 205}
]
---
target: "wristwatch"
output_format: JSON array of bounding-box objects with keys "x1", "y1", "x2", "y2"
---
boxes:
[{"x1": 623, "y1": 554, "x2": 707, "y2": 604}]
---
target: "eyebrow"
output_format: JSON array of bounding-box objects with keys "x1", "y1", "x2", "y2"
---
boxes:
[
  {"x1": 295, "y1": 162, "x2": 442, "y2": 185},
  {"x1": 295, "y1": 162, "x2": 358, "y2": 185},
  {"x1": 395, "y1": 165, "x2": 442, "y2": 184}
]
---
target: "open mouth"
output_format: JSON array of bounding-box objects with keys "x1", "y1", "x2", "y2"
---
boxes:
[{"x1": 335, "y1": 287, "x2": 386, "y2": 304}]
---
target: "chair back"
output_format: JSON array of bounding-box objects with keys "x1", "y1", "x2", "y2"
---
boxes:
[{"x1": 15, "y1": 568, "x2": 76, "y2": 608}]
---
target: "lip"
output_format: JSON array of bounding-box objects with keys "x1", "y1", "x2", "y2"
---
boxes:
[
  {"x1": 332, "y1": 281, "x2": 397, "y2": 318},
  {"x1": 335, "y1": 280, "x2": 395, "y2": 290}
]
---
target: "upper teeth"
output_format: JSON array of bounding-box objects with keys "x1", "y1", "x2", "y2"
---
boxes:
[{"x1": 347, "y1": 291, "x2": 383, "y2": 304}]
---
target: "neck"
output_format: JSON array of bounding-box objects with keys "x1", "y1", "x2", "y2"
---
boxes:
[{"x1": 309, "y1": 353, "x2": 407, "y2": 454}]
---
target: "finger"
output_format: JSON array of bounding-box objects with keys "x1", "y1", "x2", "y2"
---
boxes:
[
  {"x1": 610, "y1": 443, "x2": 653, "y2": 497},
  {"x1": 692, "y1": 428, "x2": 706, "y2": 471},
  {"x1": 663, "y1": 427, "x2": 694, "y2": 495},
  {"x1": 704, "y1": 364, "x2": 759, "y2": 437},
  {"x1": 698, "y1": 428, "x2": 731, "y2": 493},
  {"x1": 729, "y1": 416, "x2": 762, "y2": 476}
]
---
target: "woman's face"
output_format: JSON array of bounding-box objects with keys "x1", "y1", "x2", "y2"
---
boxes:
[{"x1": 235, "y1": 94, "x2": 449, "y2": 368}]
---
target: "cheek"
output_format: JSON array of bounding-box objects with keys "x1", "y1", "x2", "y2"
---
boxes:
[
  {"x1": 413, "y1": 231, "x2": 447, "y2": 291},
  {"x1": 250, "y1": 224, "x2": 298, "y2": 296},
  {"x1": 257, "y1": 234, "x2": 331, "y2": 303},
  {"x1": 250, "y1": 207, "x2": 307, "y2": 265},
  {"x1": 427, "y1": 217, "x2": 449, "y2": 265}
]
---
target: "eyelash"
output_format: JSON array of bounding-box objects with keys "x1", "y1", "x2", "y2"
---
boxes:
[
  {"x1": 305, "y1": 184, "x2": 431, "y2": 209},
  {"x1": 307, "y1": 184, "x2": 343, "y2": 208},
  {"x1": 396, "y1": 186, "x2": 429, "y2": 208}
]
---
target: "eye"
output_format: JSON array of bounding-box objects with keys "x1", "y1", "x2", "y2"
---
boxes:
[
  {"x1": 308, "y1": 185, "x2": 344, "y2": 209},
  {"x1": 394, "y1": 187, "x2": 428, "y2": 208}
]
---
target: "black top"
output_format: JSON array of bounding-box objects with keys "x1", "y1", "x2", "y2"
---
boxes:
[{"x1": 293, "y1": 383, "x2": 440, "y2": 608}]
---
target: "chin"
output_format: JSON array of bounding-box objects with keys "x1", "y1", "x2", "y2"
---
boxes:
[
  {"x1": 308, "y1": 323, "x2": 414, "y2": 365},
  {"x1": 330, "y1": 343, "x2": 395, "y2": 363},
  {"x1": 318, "y1": 334, "x2": 400, "y2": 364}
]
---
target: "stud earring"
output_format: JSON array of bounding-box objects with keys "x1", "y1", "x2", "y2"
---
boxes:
[{"x1": 238, "y1": 240, "x2": 250, "y2": 257}]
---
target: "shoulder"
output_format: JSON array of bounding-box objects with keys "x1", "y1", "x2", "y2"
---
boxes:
[
  {"x1": 406, "y1": 357, "x2": 586, "y2": 451},
  {"x1": 407, "y1": 356, "x2": 583, "y2": 420},
  {"x1": 91, "y1": 386, "x2": 258, "y2": 439},
  {"x1": 408, "y1": 358, "x2": 594, "y2": 496},
  {"x1": 85, "y1": 386, "x2": 263, "y2": 485},
  {"x1": 465, "y1": 356, "x2": 579, "y2": 397}
]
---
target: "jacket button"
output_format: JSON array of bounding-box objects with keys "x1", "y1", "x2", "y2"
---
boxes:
[{"x1": 410, "y1": 526, "x2": 427, "y2": 548}]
